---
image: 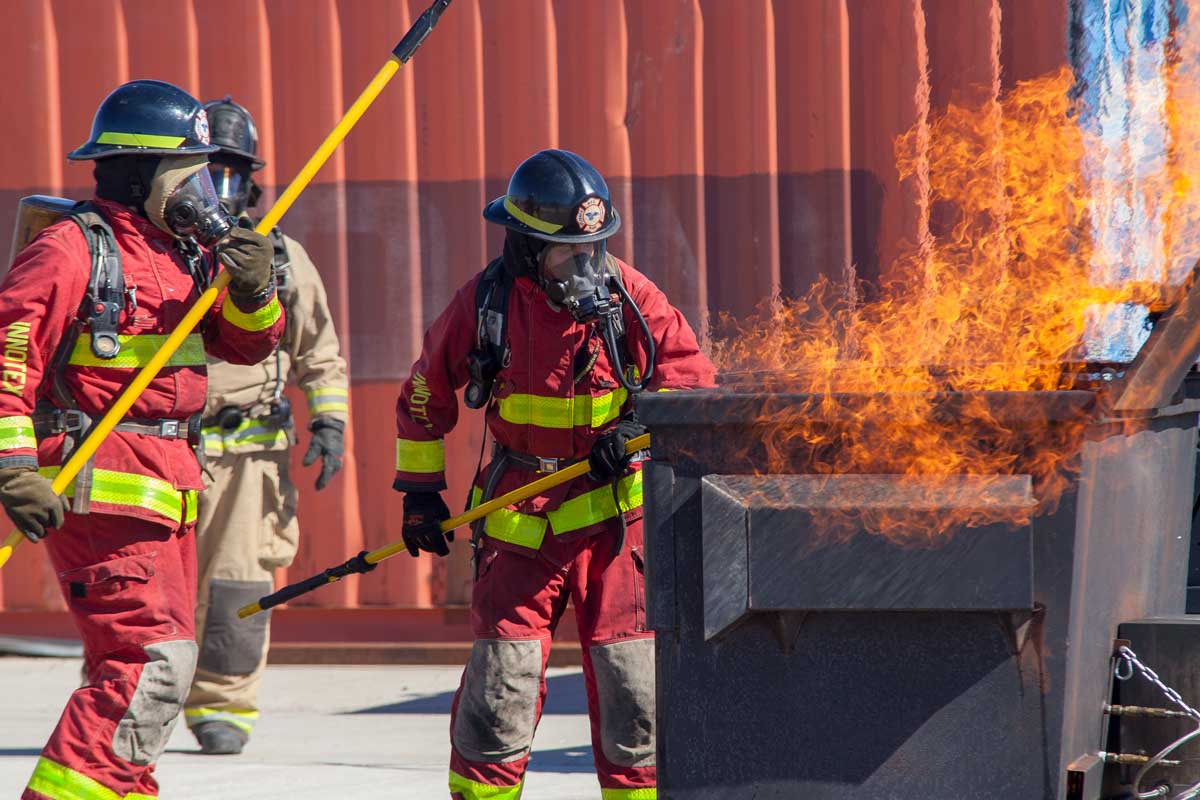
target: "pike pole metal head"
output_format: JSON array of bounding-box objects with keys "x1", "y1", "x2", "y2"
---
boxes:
[{"x1": 393, "y1": 0, "x2": 452, "y2": 63}]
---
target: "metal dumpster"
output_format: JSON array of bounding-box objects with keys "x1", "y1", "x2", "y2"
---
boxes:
[{"x1": 637, "y1": 383, "x2": 1199, "y2": 800}]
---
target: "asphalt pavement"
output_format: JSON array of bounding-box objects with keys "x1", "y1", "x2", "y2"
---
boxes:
[{"x1": 0, "y1": 657, "x2": 600, "y2": 799}]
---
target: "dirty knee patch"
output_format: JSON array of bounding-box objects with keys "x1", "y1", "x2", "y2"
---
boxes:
[
  {"x1": 452, "y1": 639, "x2": 543, "y2": 763},
  {"x1": 113, "y1": 640, "x2": 198, "y2": 765},
  {"x1": 199, "y1": 579, "x2": 271, "y2": 675},
  {"x1": 591, "y1": 637, "x2": 656, "y2": 768}
]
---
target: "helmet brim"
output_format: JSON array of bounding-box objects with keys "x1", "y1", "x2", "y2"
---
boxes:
[
  {"x1": 67, "y1": 142, "x2": 220, "y2": 161},
  {"x1": 210, "y1": 146, "x2": 266, "y2": 172},
  {"x1": 482, "y1": 197, "x2": 621, "y2": 244}
]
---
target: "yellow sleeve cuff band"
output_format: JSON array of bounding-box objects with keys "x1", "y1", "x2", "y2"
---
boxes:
[{"x1": 222, "y1": 294, "x2": 282, "y2": 332}]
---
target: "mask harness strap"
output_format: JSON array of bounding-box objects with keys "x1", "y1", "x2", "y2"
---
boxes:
[
  {"x1": 595, "y1": 275, "x2": 656, "y2": 556},
  {"x1": 598, "y1": 277, "x2": 656, "y2": 395}
]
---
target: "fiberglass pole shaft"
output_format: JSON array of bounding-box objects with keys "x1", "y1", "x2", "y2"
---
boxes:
[
  {"x1": 0, "y1": 0, "x2": 454, "y2": 570},
  {"x1": 237, "y1": 433, "x2": 652, "y2": 618}
]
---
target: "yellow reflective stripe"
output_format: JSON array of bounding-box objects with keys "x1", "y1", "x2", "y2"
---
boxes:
[
  {"x1": 201, "y1": 419, "x2": 289, "y2": 456},
  {"x1": 202, "y1": 430, "x2": 223, "y2": 456},
  {"x1": 89, "y1": 470, "x2": 182, "y2": 521},
  {"x1": 306, "y1": 386, "x2": 349, "y2": 416},
  {"x1": 221, "y1": 295, "x2": 282, "y2": 332},
  {"x1": 503, "y1": 196, "x2": 563, "y2": 235},
  {"x1": 601, "y1": 789, "x2": 657, "y2": 800},
  {"x1": 96, "y1": 131, "x2": 186, "y2": 149},
  {"x1": 39, "y1": 466, "x2": 188, "y2": 523},
  {"x1": 396, "y1": 438, "x2": 445, "y2": 474},
  {"x1": 67, "y1": 333, "x2": 206, "y2": 369},
  {"x1": 0, "y1": 415, "x2": 36, "y2": 451},
  {"x1": 547, "y1": 470, "x2": 643, "y2": 535},
  {"x1": 26, "y1": 756, "x2": 122, "y2": 800},
  {"x1": 185, "y1": 707, "x2": 260, "y2": 733},
  {"x1": 448, "y1": 769, "x2": 524, "y2": 800},
  {"x1": 497, "y1": 389, "x2": 628, "y2": 430},
  {"x1": 125, "y1": 794, "x2": 157, "y2": 800},
  {"x1": 468, "y1": 472, "x2": 643, "y2": 547},
  {"x1": 470, "y1": 488, "x2": 548, "y2": 551},
  {"x1": 184, "y1": 490, "x2": 197, "y2": 525}
]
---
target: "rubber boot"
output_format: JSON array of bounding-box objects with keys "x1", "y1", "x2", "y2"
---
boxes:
[{"x1": 193, "y1": 721, "x2": 249, "y2": 755}]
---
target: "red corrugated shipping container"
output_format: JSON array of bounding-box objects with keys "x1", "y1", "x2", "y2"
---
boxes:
[{"x1": 0, "y1": 0, "x2": 1068, "y2": 646}]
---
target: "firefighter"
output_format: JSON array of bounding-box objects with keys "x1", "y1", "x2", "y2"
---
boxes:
[
  {"x1": 394, "y1": 149, "x2": 716, "y2": 800},
  {"x1": 183, "y1": 96, "x2": 349, "y2": 756},
  {"x1": 0, "y1": 80, "x2": 283, "y2": 800}
]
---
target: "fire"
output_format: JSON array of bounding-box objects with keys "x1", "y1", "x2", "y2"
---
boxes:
[{"x1": 709, "y1": 62, "x2": 1200, "y2": 544}]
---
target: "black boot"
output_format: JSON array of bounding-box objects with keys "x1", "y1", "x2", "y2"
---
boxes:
[{"x1": 193, "y1": 721, "x2": 249, "y2": 755}]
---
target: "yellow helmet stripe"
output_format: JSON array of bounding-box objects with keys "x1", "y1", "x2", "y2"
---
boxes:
[
  {"x1": 96, "y1": 131, "x2": 187, "y2": 148},
  {"x1": 503, "y1": 196, "x2": 563, "y2": 235}
]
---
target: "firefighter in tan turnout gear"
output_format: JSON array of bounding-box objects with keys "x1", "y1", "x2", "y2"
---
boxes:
[{"x1": 183, "y1": 97, "x2": 349, "y2": 755}]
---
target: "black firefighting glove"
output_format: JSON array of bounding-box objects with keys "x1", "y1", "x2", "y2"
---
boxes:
[
  {"x1": 402, "y1": 491, "x2": 452, "y2": 558},
  {"x1": 588, "y1": 416, "x2": 648, "y2": 482},
  {"x1": 0, "y1": 467, "x2": 69, "y2": 543},
  {"x1": 303, "y1": 417, "x2": 345, "y2": 491},
  {"x1": 214, "y1": 227, "x2": 274, "y2": 300}
]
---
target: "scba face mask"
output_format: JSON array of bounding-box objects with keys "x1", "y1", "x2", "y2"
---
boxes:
[
  {"x1": 147, "y1": 156, "x2": 233, "y2": 246},
  {"x1": 208, "y1": 163, "x2": 253, "y2": 217},
  {"x1": 540, "y1": 242, "x2": 614, "y2": 323}
]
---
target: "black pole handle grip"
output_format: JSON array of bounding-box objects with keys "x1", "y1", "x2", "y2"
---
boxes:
[{"x1": 254, "y1": 550, "x2": 377, "y2": 613}]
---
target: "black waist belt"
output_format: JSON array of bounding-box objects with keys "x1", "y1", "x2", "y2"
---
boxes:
[
  {"x1": 202, "y1": 401, "x2": 293, "y2": 432},
  {"x1": 31, "y1": 407, "x2": 201, "y2": 516},
  {"x1": 494, "y1": 444, "x2": 649, "y2": 474},
  {"x1": 495, "y1": 443, "x2": 586, "y2": 474},
  {"x1": 33, "y1": 409, "x2": 199, "y2": 443}
]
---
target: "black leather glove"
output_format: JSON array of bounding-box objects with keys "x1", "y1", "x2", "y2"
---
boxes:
[
  {"x1": 588, "y1": 416, "x2": 648, "y2": 481},
  {"x1": 0, "y1": 467, "x2": 69, "y2": 543},
  {"x1": 214, "y1": 227, "x2": 273, "y2": 300},
  {"x1": 303, "y1": 417, "x2": 345, "y2": 491},
  {"x1": 402, "y1": 491, "x2": 452, "y2": 558}
]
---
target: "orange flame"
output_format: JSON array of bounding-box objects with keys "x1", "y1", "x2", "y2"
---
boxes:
[{"x1": 709, "y1": 65, "x2": 1199, "y2": 544}]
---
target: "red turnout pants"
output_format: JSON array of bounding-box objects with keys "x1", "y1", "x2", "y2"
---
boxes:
[
  {"x1": 23, "y1": 507, "x2": 198, "y2": 800},
  {"x1": 448, "y1": 518, "x2": 656, "y2": 800}
]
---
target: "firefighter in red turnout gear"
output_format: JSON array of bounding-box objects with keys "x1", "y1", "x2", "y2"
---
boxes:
[
  {"x1": 0, "y1": 80, "x2": 284, "y2": 800},
  {"x1": 394, "y1": 150, "x2": 716, "y2": 800}
]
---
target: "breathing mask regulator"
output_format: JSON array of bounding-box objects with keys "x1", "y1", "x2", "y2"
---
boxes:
[
  {"x1": 537, "y1": 242, "x2": 656, "y2": 394},
  {"x1": 148, "y1": 156, "x2": 234, "y2": 247}
]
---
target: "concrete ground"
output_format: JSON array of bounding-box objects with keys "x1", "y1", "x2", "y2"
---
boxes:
[{"x1": 0, "y1": 657, "x2": 600, "y2": 799}]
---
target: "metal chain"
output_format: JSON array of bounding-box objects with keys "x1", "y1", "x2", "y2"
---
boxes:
[{"x1": 1117, "y1": 646, "x2": 1200, "y2": 721}]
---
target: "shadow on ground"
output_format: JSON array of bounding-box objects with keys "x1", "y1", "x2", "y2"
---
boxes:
[
  {"x1": 348, "y1": 671, "x2": 588, "y2": 716},
  {"x1": 530, "y1": 745, "x2": 595, "y2": 774}
]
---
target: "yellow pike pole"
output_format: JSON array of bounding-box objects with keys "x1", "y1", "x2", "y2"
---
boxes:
[
  {"x1": 237, "y1": 433, "x2": 652, "y2": 618},
  {"x1": 0, "y1": 0, "x2": 454, "y2": 570}
]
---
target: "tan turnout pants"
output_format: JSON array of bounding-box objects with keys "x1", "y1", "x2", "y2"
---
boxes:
[{"x1": 183, "y1": 449, "x2": 299, "y2": 736}]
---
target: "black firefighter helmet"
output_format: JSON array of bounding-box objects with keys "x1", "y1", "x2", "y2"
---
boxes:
[
  {"x1": 203, "y1": 96, "x2": 265, "y2": 171},
  {"x1": 483, "y1": 149, "x2": 621, "y2": 244},
  {"x1": 68, "y1": 79, "x2": 219, "y2": 161}
]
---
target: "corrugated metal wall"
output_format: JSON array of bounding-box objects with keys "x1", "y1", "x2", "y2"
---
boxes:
[{"x1": 0, "y1": 0, "x2": 1068, "y2": 613}]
